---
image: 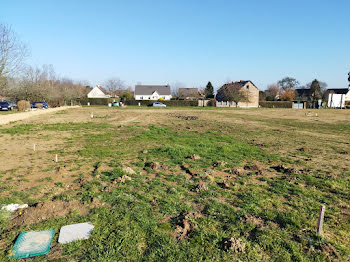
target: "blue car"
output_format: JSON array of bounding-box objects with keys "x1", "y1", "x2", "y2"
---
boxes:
[
  {"x1": 152, "y1": 102, "x2": 166, "y2": 107},
  {"x1": 0, "y1": 101, "x2": 15, "y2": 111},
  {"x1": 31, "y1": 102, "x2": 49, "y2": 109}
]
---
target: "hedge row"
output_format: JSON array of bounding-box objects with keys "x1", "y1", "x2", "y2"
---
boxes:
[
  {"x1": 124, "y1": 100, "x2": 198, "y2": 107},
  {"x1": 259, "y1": 101, "x2": 293, "y2": 108},
  {"x1": 77, "y1": 98, "x2": 116, "y2": 105}
]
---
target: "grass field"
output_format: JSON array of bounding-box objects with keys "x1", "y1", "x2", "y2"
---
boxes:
[{"x1": 0, "y1": 107, "x2": 349, "y2": 261}]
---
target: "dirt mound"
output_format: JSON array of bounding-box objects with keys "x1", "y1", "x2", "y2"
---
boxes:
[
  {"x1": 243, "y1": 215, "x2": 265, "y2": 230},
  {"x1": 145, "y1": 162, "x2": 168, "y2": 171},
  {"x1": 171, "y1": 114, "x2": 198, "y2": 121},
  {"x1": 223, "y1": 237, "x2": 246, "y2": 253},
  {"x1": 188, "y1": 154, "x2": 201, "y2": 160},
  {"x1": 122, "y1": 166, "x2": 136, "y2": 175},
  {"x1": 174, "y1": 211, "x2": 201, "y2": 240},
  {"x1": 226, "y1": 168, "x2": 246, "y2": 176},
  {"x1": 244, "y1": 164, "x2": 262, "y2": 175},
  {"x1": 217, "y1": 179, "x2": 231, "y2": 189},
  {"x1": 321, "y1": 243, "x2": 339, "y2": 260},
  {"x1": 213, "y1": 161, "x2": 226, "y2": 167},
  {"x1": 10, "y1": 199, "x2": 103, "y2": 228},
  {"x1": 194, "y1": 181, "x2": 208, "y2": 192},
  {"x1": 113, "y1": 175, "x2": 132, "y2": 183},
  {"x1": 271, "y1": 164, "x2": 294, "y2": 174}
]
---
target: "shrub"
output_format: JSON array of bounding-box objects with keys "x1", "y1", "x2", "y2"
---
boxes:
[
  {"x1": 77, "y1": 98, "x2": 115, "y2": 105},
  {"x1": 158, "y1": 97, "x2": 165, "y2": 101},
  {"x1": 259, "y1": 101, "x2": 292, "y2": 108},
  {"x1": 124, "y1": 100, "x2": 198, "y2": 107},
  {"x1": 207, "y1": 99, "x2": 217, "y2": 107},
  {"x1": 17, "y1": 100, "x2": 30, "y2": 111}
]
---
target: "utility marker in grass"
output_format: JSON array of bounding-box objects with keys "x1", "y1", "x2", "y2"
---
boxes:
[
  {"x1": 55, "y1": 154, "x2": 58, "y2": 163},
  {"x1": 33, "y1": 144, "x2": 36, "y2": 151},
  {"x1": 90, "y1": 112, "x2": 94, "y2": 119},
  {"x1": 317, "y1": 205, "x2": 325, "y2": 235}
]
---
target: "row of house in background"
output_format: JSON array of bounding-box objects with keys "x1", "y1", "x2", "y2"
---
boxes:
[
  {"x1": 87, "y1": 81, "x2": 261, "y2": 107},
  {"x1": 87, "y1": 85, "x2": 204, "y2": 101},
  {"x1": 87, "y1": 81, "x2": 350, "y2": 109}
]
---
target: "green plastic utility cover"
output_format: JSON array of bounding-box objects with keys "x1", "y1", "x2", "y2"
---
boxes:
[{"x1": 11, "y1": 229, "x2": 55, "y2": 259}]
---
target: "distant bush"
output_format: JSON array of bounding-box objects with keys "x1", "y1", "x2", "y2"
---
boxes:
[
  {"x1": 17, "y1": 100, "x2": 30, "y2": 111},
  {"x1": 158, "y1": 97, "x2": 165, "y2": 101},
  {"x1": 77, "y1": 98, "x2": 115, "y2": 105},
  {"x1": 124, "y1": 100, "x2": 198, "y2": 107},
  {"x1": 207, "y1": 99, "x2": 217, "y2": 107},
  {"x1": 259, "y1": 101, "x2": 292, "y2": 108}
]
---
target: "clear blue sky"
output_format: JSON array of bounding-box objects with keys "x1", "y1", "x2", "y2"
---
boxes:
[{"x1": 2, "y1": 0, "x2": 349, "y2": 90}]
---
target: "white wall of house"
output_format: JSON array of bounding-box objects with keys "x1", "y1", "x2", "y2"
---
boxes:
[
  {"x1": 135, "y1": 91, "x2": 171, "y2": 100},
  {"x1": 328, "y1": 94, "x2": 345, "y2": 108},
  {"x1": 87, "y1": 86, "x2": 111, "y2": 98},
  {"x1": 345, "y1": 90, "x2": 350, "y2": 101},
  {"x1": 216, "y1": 101, "x2": 258, "y2": 108}
]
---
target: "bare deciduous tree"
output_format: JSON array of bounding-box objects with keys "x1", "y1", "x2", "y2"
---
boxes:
[
  {"x1": 0, "y1": 23, "x2": 29, "y2": 92},
  {"x1": 265, "y1": 83, "x2": 280, "y2": 100},
  {"x1": 7, "y1": 64, "x2": 90, "y2": 105},
  {"x1": 171, "y1": 81, "x2": 185, "y2": 99},
  {"x1": 104, "y1": 78, "x2": 125, "y2": 97}
]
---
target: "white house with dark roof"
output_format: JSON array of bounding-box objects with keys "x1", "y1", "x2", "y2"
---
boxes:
[
  {"x1": 87, "y1": 85, "x2": 111, "y2": 98},
  {"x1": 134, "y1": 85, "x2": 172, "y2": 100},
  {"x1": 326, "y1": 88, "x2": 350, "y2": 108}
]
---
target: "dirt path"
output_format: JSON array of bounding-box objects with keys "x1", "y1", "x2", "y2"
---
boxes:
[{"x1": 0, "y1": 106, "x2": 80, "y2": 125}]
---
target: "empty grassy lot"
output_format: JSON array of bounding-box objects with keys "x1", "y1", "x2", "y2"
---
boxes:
[{"x1": 0, "y1": 106, "x2": 349, "y2": 261}]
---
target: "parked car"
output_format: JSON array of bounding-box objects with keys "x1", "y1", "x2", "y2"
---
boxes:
[
  {"x1": 31, "y1": 102, "x2": 49, "y2": 109},
  {"x1": 152, "y1": 102, "x2": 166, "y2": 107},
  {"x1": 0, "y1": 101, "x2": 15, "y2": 111}
]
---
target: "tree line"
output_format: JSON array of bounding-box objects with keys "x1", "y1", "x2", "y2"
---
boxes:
[{"x1": 261, "y1": 77, "x2": 327, "y2": 104}]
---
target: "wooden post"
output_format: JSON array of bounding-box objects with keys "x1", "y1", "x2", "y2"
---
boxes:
[
  {"x1": 317, "y1": 205, "x2": 325, "y2": 235},
  {"x1": 33, "y1": 144, "x2": 36, "y2": 151},
  {"x1": 55, "y1": 154, "x2": 58, "y2": 163}
]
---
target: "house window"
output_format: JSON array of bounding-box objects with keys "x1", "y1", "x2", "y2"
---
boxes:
[
  {"x1": 148, "y1": 97, "x2": 151, "y2": 99},
  {"x1": 162, "y1": 96, "x2": 165, "y2": 99},
  {"x1": 140, "y1": 96, "x2": 143, "y2": 100},
  {"x1": 246, "y1": 85, "x2": 249, "y2": 90}
]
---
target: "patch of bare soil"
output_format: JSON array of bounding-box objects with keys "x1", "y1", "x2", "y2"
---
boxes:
[
  {"x1": 223, "y1": 237, "x2": 246, "y2": 253},
  {"x1": 194, "y1": 181, "x2": 208, "y2": 192},
  {"x1": 173, "y1": 211, "x2": 202, "y2": 240},
  {"x1": 113, "y1": 175, "x2": 132, "y2": 183},
  {"x1": 10, "y1": 199, "x2": 105, "y2": 228},
  {"x1": 213, "y1": 161, "x2": 227, "y2": 167},
  {"x1": 271, "y1": 164, "x2": 295, "y2": 174},
  {"x1": 244, "y1": 164, "x2": 263, "y2": 175},
  {"x1": 169, "y1": 114, "x2": 199, "y2": 121},
  {"x1": 225, "y1": 168, "x2": 246, "y2": 176},
  {"x1": 145, "y1": 162, "x2": 168, "y2": 171},
  {"x1": 242, "y1": 215, "x2": 266, "y2": 230},
  {"x1": 0, "y1": 106, "x2": 79, "y2": 125},
  {"x1": 321, "y1": 243, "x2": 339, "y2": 261}
]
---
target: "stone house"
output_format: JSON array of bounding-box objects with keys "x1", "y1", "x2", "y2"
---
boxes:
[{"x1": 216, "y1": 80, "x2": 259, "y2": 108}]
